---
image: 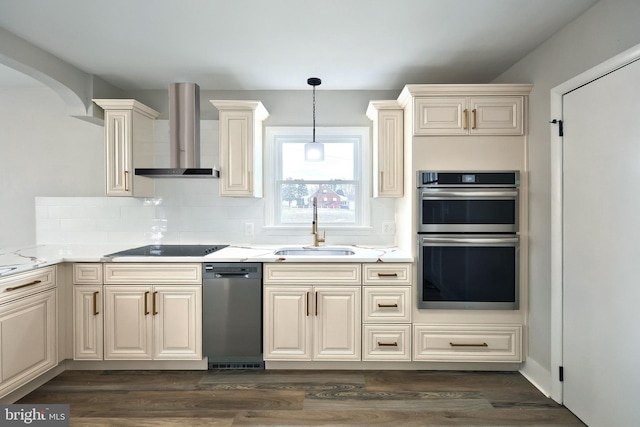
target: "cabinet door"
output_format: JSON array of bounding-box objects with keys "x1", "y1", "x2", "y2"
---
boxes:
[
  {"x1": 153, "y1": 286, "x2": 202, "y2": 360},
  {"x1": 219, "y1": 109, "x2": 255, "y2": 197},
  {"x1": 374, "y1": 109, "x2": 404, "y2": 197},
  {"x1": 104, "y1": 286, "x2": 152, "y2": 360},
  {"x1": 469, "y1": 96, "x2": 523, "y2": 135},
  {"x1": 73, "y1": 285, "x2": 103, "y2": 360},
  {"x1": 313, "y1": 286, "x2": 361, "y2": 360},
  {"x1": 104, "y1": 109, "x2": 133, "y2": 196},
  {"x1": 0, "y1": 289, "x2": 57, "y2": 398},
  {"x1": 263, "y1": 286, "x2": 312, "y2": 360},
  {"x1": 414, "y1": 97, "x2": 468, "y2": 135}
]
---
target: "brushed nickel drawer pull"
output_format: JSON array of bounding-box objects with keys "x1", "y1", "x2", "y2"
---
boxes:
[
  {"x1": 6, "y1": 279, "x2": 42, "y2": 291},
  {"x1": 93, "y1": 291, "x2": 99, "y2": 315},
  {"x1": 377, "y1": 303, "x2": 398, "y2": 308},
  {"x1": 378, "y1": 342, "x2": 398, "y2": 347},
  {"x1": 377, "y1": 272, "x2": 398, "y2": 277},
  {"x1": 449, "y1": 342, "x2": 488, "y2": 347}
]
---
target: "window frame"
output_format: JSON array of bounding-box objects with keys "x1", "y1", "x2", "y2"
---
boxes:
[{"x1": 265, "y1": 126, "x2": 371, "y2": 232}]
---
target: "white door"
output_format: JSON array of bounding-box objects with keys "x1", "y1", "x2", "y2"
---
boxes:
[
  {"x1": 313, "y1": 286, "x2": 361, "y2": 360},
  {"x1": 562, "y1": 58, "x2": 640, "y2": 426},
  {"x1": 104, "y1": 286, "x2": 152, "y2": 360},
  {"x1": 153, "y1": 286, "x2": 202, "y2": 360},
  {"x1": 263, "y1": 286, "x2": 312, "y2": 360}
]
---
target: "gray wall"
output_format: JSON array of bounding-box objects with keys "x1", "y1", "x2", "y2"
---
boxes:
[{"x1": 493, "y1": 0, "x2": 640, "y2": 391}]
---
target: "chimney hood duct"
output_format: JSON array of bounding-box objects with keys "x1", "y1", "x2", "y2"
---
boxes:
[{"x1": 135, "y1": 82, "x2": 218, "y2": 178}]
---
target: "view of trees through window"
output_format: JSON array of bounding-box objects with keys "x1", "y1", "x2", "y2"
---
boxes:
[{"x1": 278, "y1": 140, "x2": 358, "y2": 225}]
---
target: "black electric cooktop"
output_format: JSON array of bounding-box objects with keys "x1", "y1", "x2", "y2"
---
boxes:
[{"x1": 106, "y1": 244, "x2": 229, "y2": 257}]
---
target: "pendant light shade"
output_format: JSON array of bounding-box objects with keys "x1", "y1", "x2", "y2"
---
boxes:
[{"x1": 304, "y1": 77, "x2": 324, "y2": 162}]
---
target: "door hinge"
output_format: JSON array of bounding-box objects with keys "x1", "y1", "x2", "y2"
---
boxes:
[
  {"x1": 559, "y1": 366, "x2": 564, "y2": 382},
  {"x1": 550, "y1": 119, "x2": 564, "y2": 137}
]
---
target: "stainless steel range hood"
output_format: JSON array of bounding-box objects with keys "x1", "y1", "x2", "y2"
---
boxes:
[{"x1": 135, "y1": 83, "x2": 218, "y2": 178}]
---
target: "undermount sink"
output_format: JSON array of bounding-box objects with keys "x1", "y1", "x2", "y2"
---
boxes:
[{"x1": 274, "y1": 246, "x2": 356, "y2": 256}]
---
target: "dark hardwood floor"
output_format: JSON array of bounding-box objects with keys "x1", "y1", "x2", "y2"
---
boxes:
[{"x1": 17, "y1": 369, "x2": 585, "y2": 426}]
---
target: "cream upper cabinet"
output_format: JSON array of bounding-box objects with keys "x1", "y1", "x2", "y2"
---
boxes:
[
  {"x1": 211, "y1": 100, "x2": 269, "y2": 197},
  {"x1": 0, "y1": 267, "x2": 57, "y2": 399},
  {"x1": 366, "y1": 100, "x2": 404, "y2": 197},
  {"x1": 398, "y1": 84, "x2": 532, "y2": 137},
  {"x1": 93, "y1": 99, "x2": 159, "y2": 197},
  {"x1": 414, "y1": 96, "x2": 523, "y2": 136}
]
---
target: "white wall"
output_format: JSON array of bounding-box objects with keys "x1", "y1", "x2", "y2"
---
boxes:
[
  {"x1": 493, "y1": 0, "x2": 640, "y2": 392},
  {"x1": 1, "y1": 86, "x2": 398, "y2": 248},
  {"x1": 0, "y1": 87, "x2": 104, "y2": 247}
]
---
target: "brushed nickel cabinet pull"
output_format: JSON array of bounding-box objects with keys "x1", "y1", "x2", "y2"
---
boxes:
[
  {"x1": 378, "y1": 342, "x2": 398, "y2": 347},
  {"x1": 93, "y1": 291, "x2": 99, "y2": 315},
  {"x1": 463, "y1": 109, "x2": 468, "y2": 129},
  {"x1": 144, "y1": 291, "x2": 150, "y2": 315},
  {"x1": 306, "y1": 292, "x2": 309, "y2": 317},
  {"x1": 6, "y1": 279, "x2": 42, "y2": 292},
  {"x1": 472, "y1": 109, "x2": 477, "y2": 129},
  {"x1": 153, "y1": 291, "x2": 158, "y2": 315},
  {"x1": 377, "y1": 272, "x2": 398, "y2": 277},
  {"x1": 377, "y1": 303, "x2": 398, "y2": 308},
  {"x1": 449, "y1": 342, "x2": 488, "y2": 347}
]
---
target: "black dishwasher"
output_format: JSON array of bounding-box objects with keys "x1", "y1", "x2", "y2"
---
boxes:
[{"x1": 202, "y1": 263, "x2": 264, "y2": 369}]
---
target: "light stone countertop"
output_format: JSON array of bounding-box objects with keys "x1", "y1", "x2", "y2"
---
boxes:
[{"x1": 0, "y1": 243, "x2": 413, "y2": 279}]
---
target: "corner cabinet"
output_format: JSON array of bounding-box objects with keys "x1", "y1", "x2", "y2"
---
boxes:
[
  {"x1": 93, "y1": 99, "x2": 159, "y2": 197},
  {"x1": 0, "y1": 267, "x2": 57, "y2": 399},
  {"x1": 398, "y1": 85, "x2": 531, "y2": 136},
  {"x1": 366, "y1": 101, "x2": 404, "y2": 197},
  {"x1": 210, "y1": 100, "x2": 269, "y2": 197},
  {"x1": 263, "y1": 264, "x2": 362, "y2": 361}
]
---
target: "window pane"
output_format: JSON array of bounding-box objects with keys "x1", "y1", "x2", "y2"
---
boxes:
[
  {"x1": 279, "y1": 182, "x2": 356, "y2": 224},
  {"x1": 281, "y1": 142, "x2": 354, "y2": 180}
]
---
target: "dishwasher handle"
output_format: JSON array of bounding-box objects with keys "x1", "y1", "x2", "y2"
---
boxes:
[{"x1": 213, "y1": 272, "x2": 250, "y2": 279}]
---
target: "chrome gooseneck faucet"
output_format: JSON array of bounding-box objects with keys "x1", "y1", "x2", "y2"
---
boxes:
[{"x1": 311, "y1": 196, "x2": 325, "y2": 246}]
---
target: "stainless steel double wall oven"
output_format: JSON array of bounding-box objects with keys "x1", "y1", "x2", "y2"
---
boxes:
[{"x1": 417, "y1": 171, "x2": 520, "y2": 310}]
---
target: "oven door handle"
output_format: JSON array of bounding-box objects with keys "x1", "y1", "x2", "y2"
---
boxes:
[
  {"x1": 420, "y1": 190, "x2": 518, "y2": 199},
  {"x1": 420, "y1": 236, "x2": 519, "y2": 244}
]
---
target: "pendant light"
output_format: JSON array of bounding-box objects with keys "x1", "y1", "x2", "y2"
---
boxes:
[{"x1": 304, "y1": 77, "x2": 324, "y2": 161}]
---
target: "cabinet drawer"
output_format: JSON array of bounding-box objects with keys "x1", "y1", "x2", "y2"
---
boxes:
[
  {"x1": 73, "y1": 263, "x2": 103, "y2": 284},
  {"x1": 263, "y1": 264, "x2": 361, "y2": 285},
  {"x1": 362, "y1": 263, "x2": 411, "y2": 285},
  {"x1": 0, "y1": 266, "x2": 56, "y2": 305},
  {"x1": 413, "y1": 324, "x2": 522, "y2": 362},
  {"x1": 363, "y1": 286, "x2": 411, "y2": 323},
  {"x1": 104, "y1": 264, "x2": 201, "y2": 284},
  {"x1": 363, "y1": 324, "x2": 411, "y2": 361}
]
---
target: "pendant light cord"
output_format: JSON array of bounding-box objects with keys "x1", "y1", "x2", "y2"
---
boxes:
[{"x1": 312, "y1": 84, "x2": 316, "y2": 143}]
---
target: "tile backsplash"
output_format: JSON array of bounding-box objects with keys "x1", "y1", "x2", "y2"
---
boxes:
[{"x1": 35, "y1": 121, "x2": 395, "y2": 247}]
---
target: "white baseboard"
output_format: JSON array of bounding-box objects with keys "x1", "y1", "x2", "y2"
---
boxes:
[{"x1": 519, "y1": 357, "x2": 552, "y2": 397}]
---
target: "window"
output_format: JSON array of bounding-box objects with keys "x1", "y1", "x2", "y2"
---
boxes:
[{"x1": 266, "y1": 127, "x2": 370, "y2": 229}]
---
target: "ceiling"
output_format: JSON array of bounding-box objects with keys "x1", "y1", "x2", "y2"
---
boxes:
[{"x1": 0, "y1": 0, "x2": 598, "y2": 91}]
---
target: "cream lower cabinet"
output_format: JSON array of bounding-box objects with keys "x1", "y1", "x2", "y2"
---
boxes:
[
  {"x1": 362, "y1": 263, "x2": 412, "y2": 361},
  {"x1": 73, "y1": 263, "x2": 104, "y2": 360},
  {"x1": 264, "y1": 285, "x2": 361, "y2": 361},
  {"x1": 263, "y1": 263, "x2": 362, "y2": 361},
  {"x1": 103, "y1": 285, "x2": 201, "y2": 360},
  {"x1": 0, "y1": 267, "x2": 57, "y2": 398}
]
